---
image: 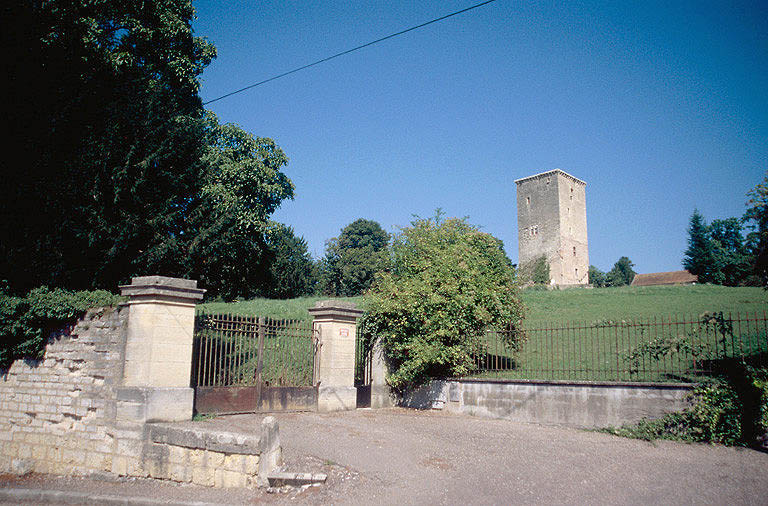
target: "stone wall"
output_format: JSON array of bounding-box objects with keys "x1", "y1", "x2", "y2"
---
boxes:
[
  {"x1": 143, "y1": 417, "x2": 281, "y2": 488},
  {"x1": 0, "y1": 302, "x2": 281, "y2": 487},
  {"x1": 0, "y1": 306, "x2": 127, "y2": 476},
  {"x1": 401, "y1": 379, "x2": 693, "y2": 428}
]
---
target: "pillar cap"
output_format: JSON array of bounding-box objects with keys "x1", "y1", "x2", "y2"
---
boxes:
[
  {"x1": 119, "y1": 275, "x2": 205, "y2": 302},
  {"x1": 308, "y1": 300, "x2": 363, "y2": 320}
]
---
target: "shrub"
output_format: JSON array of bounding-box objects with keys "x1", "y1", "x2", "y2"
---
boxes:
[
  {"x1": 518, "y1": 255, "x2": 550, "y2": 286},
  {"x1": 361, "y1": 214, "x2": 524, "y2": 390},
  {"x1": 603, "y1": 368, "x2": 768, "y2": 446},
  {"x1": 0, "y1": 286, "x2": 121, "y2": 369}
]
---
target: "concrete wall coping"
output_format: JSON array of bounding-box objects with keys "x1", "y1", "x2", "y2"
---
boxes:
[
  {"x1": 147, "y1": 416, "x2": 280, "y2": 458},
  {"x1": 308, "y1": 300, "x2": 363, "y2": 320},
  {"x1": 119, "y1": 275, "x2": 206, "y2": 301},
  {"x1": 452, "y1": 377, "x2": 696, "y2": 390},
  {"x1": 147, "y1": 424, "x2": 262, "y2": 455}
]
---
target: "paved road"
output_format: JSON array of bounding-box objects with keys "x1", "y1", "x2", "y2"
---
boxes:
[
  {"x1": 203, "y1": 408, "x2": 768, "y2": 505},
  {"x1": 2, "y1": 408, "x2": 767, "y2": 504}
]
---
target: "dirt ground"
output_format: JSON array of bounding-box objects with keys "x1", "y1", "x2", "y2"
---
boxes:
[{"x1": 2, "y1": 408, "x2": 768, "y2": 505}]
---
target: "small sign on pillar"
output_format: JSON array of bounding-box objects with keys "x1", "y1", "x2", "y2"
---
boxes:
[{"x1": 308, "y1": 300, "x2": 363, "y2": 412}]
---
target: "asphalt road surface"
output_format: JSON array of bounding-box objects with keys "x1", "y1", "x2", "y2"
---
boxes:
[
  {"x1": 2, "y1": 408, "x2": 766, "y2": 505},
  {"x1": 203, "y1": 408, "x2": 768, "y2": 505}
]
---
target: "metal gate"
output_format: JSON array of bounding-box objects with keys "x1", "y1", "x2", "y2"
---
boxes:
[
  {"x1": 191, "y1": 313, "x2": 319, "y2": 415},
  {"x1": 354, "y1": 326, "x2": 372, "y2": 408}
]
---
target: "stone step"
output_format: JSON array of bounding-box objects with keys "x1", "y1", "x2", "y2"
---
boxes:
[{"x1": 266, "y1": 471, "x2": 327, "y2": 487}]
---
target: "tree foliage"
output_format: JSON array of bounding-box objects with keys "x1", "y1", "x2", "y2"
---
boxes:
[
  {"x1": 2, "y1": 0, "x2": 214, "y2": 290},
  {"x1": 682, "y1": 201, "x2": 760, "y2": 287},
  {"x1": 606, "y1": 257, "x2": 636, "y2": 287},
  {"x1": 683, "y1": 210, "x2": 716, "y2": 283},
  {"x1": 361, "y1": 215, "x2": 524, "y2": 390},
  {"x1": 589, "y1": 265, "x2": 606, "y2": 287},
  {"x1": 320, "y1": 219, "x2": 390, "y2": 296},
  {"x1": 188, "y1": 114, "x2": 294, "y2": 299},
  {"x1": 709, "y1": 218, "x2": 752, "y2": 286},
  {"x1": 0, "y1": 1, "x2": 294, "y2": 299},
  {"x1": 262, "y1": 224, "x2": 317, "y2": 299},
  {"x1": 744, "y1": 172, "x2": 768, "y2": 287},
  {"x1": 518, "y1": 255, "x2": 550, "y2": 286}
]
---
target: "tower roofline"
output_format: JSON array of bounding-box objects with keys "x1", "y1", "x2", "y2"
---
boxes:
[{"x1": 514, "y1": 169, "x2": 586, "y2": 186}]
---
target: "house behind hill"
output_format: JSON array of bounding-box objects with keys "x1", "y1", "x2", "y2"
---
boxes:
[{"x1": 631, "y1": 270, "x2": 698, "y2": 287}]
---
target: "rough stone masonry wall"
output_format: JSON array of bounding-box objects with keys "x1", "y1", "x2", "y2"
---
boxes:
[
  {"x1": 0, "y1": 305, "x2": 280, "y2": 487},
  {"x1": 0, "y1": 306, "x2": 127, "y2": 476}
]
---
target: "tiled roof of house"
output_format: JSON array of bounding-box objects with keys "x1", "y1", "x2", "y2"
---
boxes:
[{"x1": 630, "y1": 270, "x2": 698, "y2": 286}]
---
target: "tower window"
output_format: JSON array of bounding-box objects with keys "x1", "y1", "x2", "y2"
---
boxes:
[
  {"x1": 575, "y1": 268, "x2": 579, "y2": 277},
  {"x1": 546, "y1": 177, "x2": 551, "y2": 184},
  {"x1": 530, "y1": 225, "x2": 538, "y2": 236},
  {"x1": 573, "y1": 246, "x2": 576, "y2": 256},
  {"x1": 526, "y1": 196, "x2": 530, "y2": 206}
]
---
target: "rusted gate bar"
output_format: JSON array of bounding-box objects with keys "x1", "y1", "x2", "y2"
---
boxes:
[
  {"x1": 192, "y1": 312, "x2": 317, "y2": 415},
  {"x1": 255, "y1": 316, "x2": 265, "y2": 410}
]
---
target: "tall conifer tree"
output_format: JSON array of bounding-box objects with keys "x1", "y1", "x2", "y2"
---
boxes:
[{"x1": 683, "y1": 210, "x2": 715, "y2": 282}]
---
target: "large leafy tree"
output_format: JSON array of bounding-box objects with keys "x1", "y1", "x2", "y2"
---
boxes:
[
  {"x1": 0, "y1": 1, "x2": 294, "y2": 298},
  {"x1": 320, "y1": 219, "x2": 390, "y2": 296},
  {"x1": 1, "y1": 0, "x2": 216, "y2": 291},
  {"x1": 681, "y1": 208, "x2": 756, "y2": 287},
  {"x1": 262, "y1": 224, "x2": 317, "y2": 299},
  {"x1": 709, "y1": 218, "x2": 751, "y2": 286},
  {"x1": 744, "y1": 172, "x2": 768, "y2": 287},
  {"x1": 187, "y1": 114, "x2": 294, "y2": 299},
  {"x1": 588, "y1": 265, "x2": 606, "y2": 287},
  {"x1": 361, "y1": 214, "x2": 524, "y2": 390},
  {"x1": 606, "y1": 256, "x2": 636, "y2": 287}
]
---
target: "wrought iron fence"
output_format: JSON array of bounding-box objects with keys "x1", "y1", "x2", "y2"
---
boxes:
[
  {"x1": 355, "y1": 326, "x2": 372, "y2": 386},
  {"x1": 192, "y1": 312, "x2": 318, "y2": 388},
  {"x1": 467, "y1": 311, "x2": 768, "y2": 383}
]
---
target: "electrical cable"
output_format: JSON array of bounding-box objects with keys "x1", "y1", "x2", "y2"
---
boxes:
[{"x1": 203, "y1": 0, "x2": 498, "y2": 105}]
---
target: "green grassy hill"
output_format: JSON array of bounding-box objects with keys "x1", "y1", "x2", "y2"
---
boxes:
[
  {"x1": 520, "y1": 284, "x2": 767, "y2": 328},
  {"x1": 199, "y1": 295, "x2": 363, "y2": 321},
  {"x1": 199, "y1": 285, "x2": 768, "y2": 326}
]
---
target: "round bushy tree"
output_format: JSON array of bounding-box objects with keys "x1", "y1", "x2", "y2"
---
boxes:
[
  {"x1": 606, "y1": 256, "x2": 636, "y2": 287},
  {"x1": 320, "y1": 219, "x2": 390, "y2": 296},
  {"x1": 361, "y1": 214, "x2": 524, "y2": 390}
]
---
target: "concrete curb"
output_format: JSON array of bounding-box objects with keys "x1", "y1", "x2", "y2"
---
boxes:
[
  {"x1": 267, "y1": 471, "x2": 327, "y2": 487},
  {"x1": 0, "y1": 488, "x2": 223, "y2": 506}
]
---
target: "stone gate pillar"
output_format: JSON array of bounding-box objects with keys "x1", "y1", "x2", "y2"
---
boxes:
[
  {"x1": 370, "y1": 339, "x2": 396, "y2": 408},
  {"x1": 308, "y1": 300, "x2": 363, "y2": 412},
  {"x1": 117, "y1": 276, "x2": 205, "y2": 422}
]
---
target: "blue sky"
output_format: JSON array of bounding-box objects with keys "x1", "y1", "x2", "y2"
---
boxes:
[{"x1": 193, "y1": 0, "x2": 767, "y2": 273}]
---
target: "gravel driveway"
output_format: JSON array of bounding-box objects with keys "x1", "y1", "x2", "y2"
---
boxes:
[{"x1": 196, "y1": 408, "x2": 768, "y2": 505}]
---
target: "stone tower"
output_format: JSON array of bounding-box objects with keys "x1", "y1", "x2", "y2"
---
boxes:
[{"x1": 515, "y1": 169, "x2": 589, "y2": 285}]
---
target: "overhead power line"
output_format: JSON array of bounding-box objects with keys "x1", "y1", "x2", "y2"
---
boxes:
[{"x1": 203, "y1": 0, "x2": 498, "y2": 105}]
